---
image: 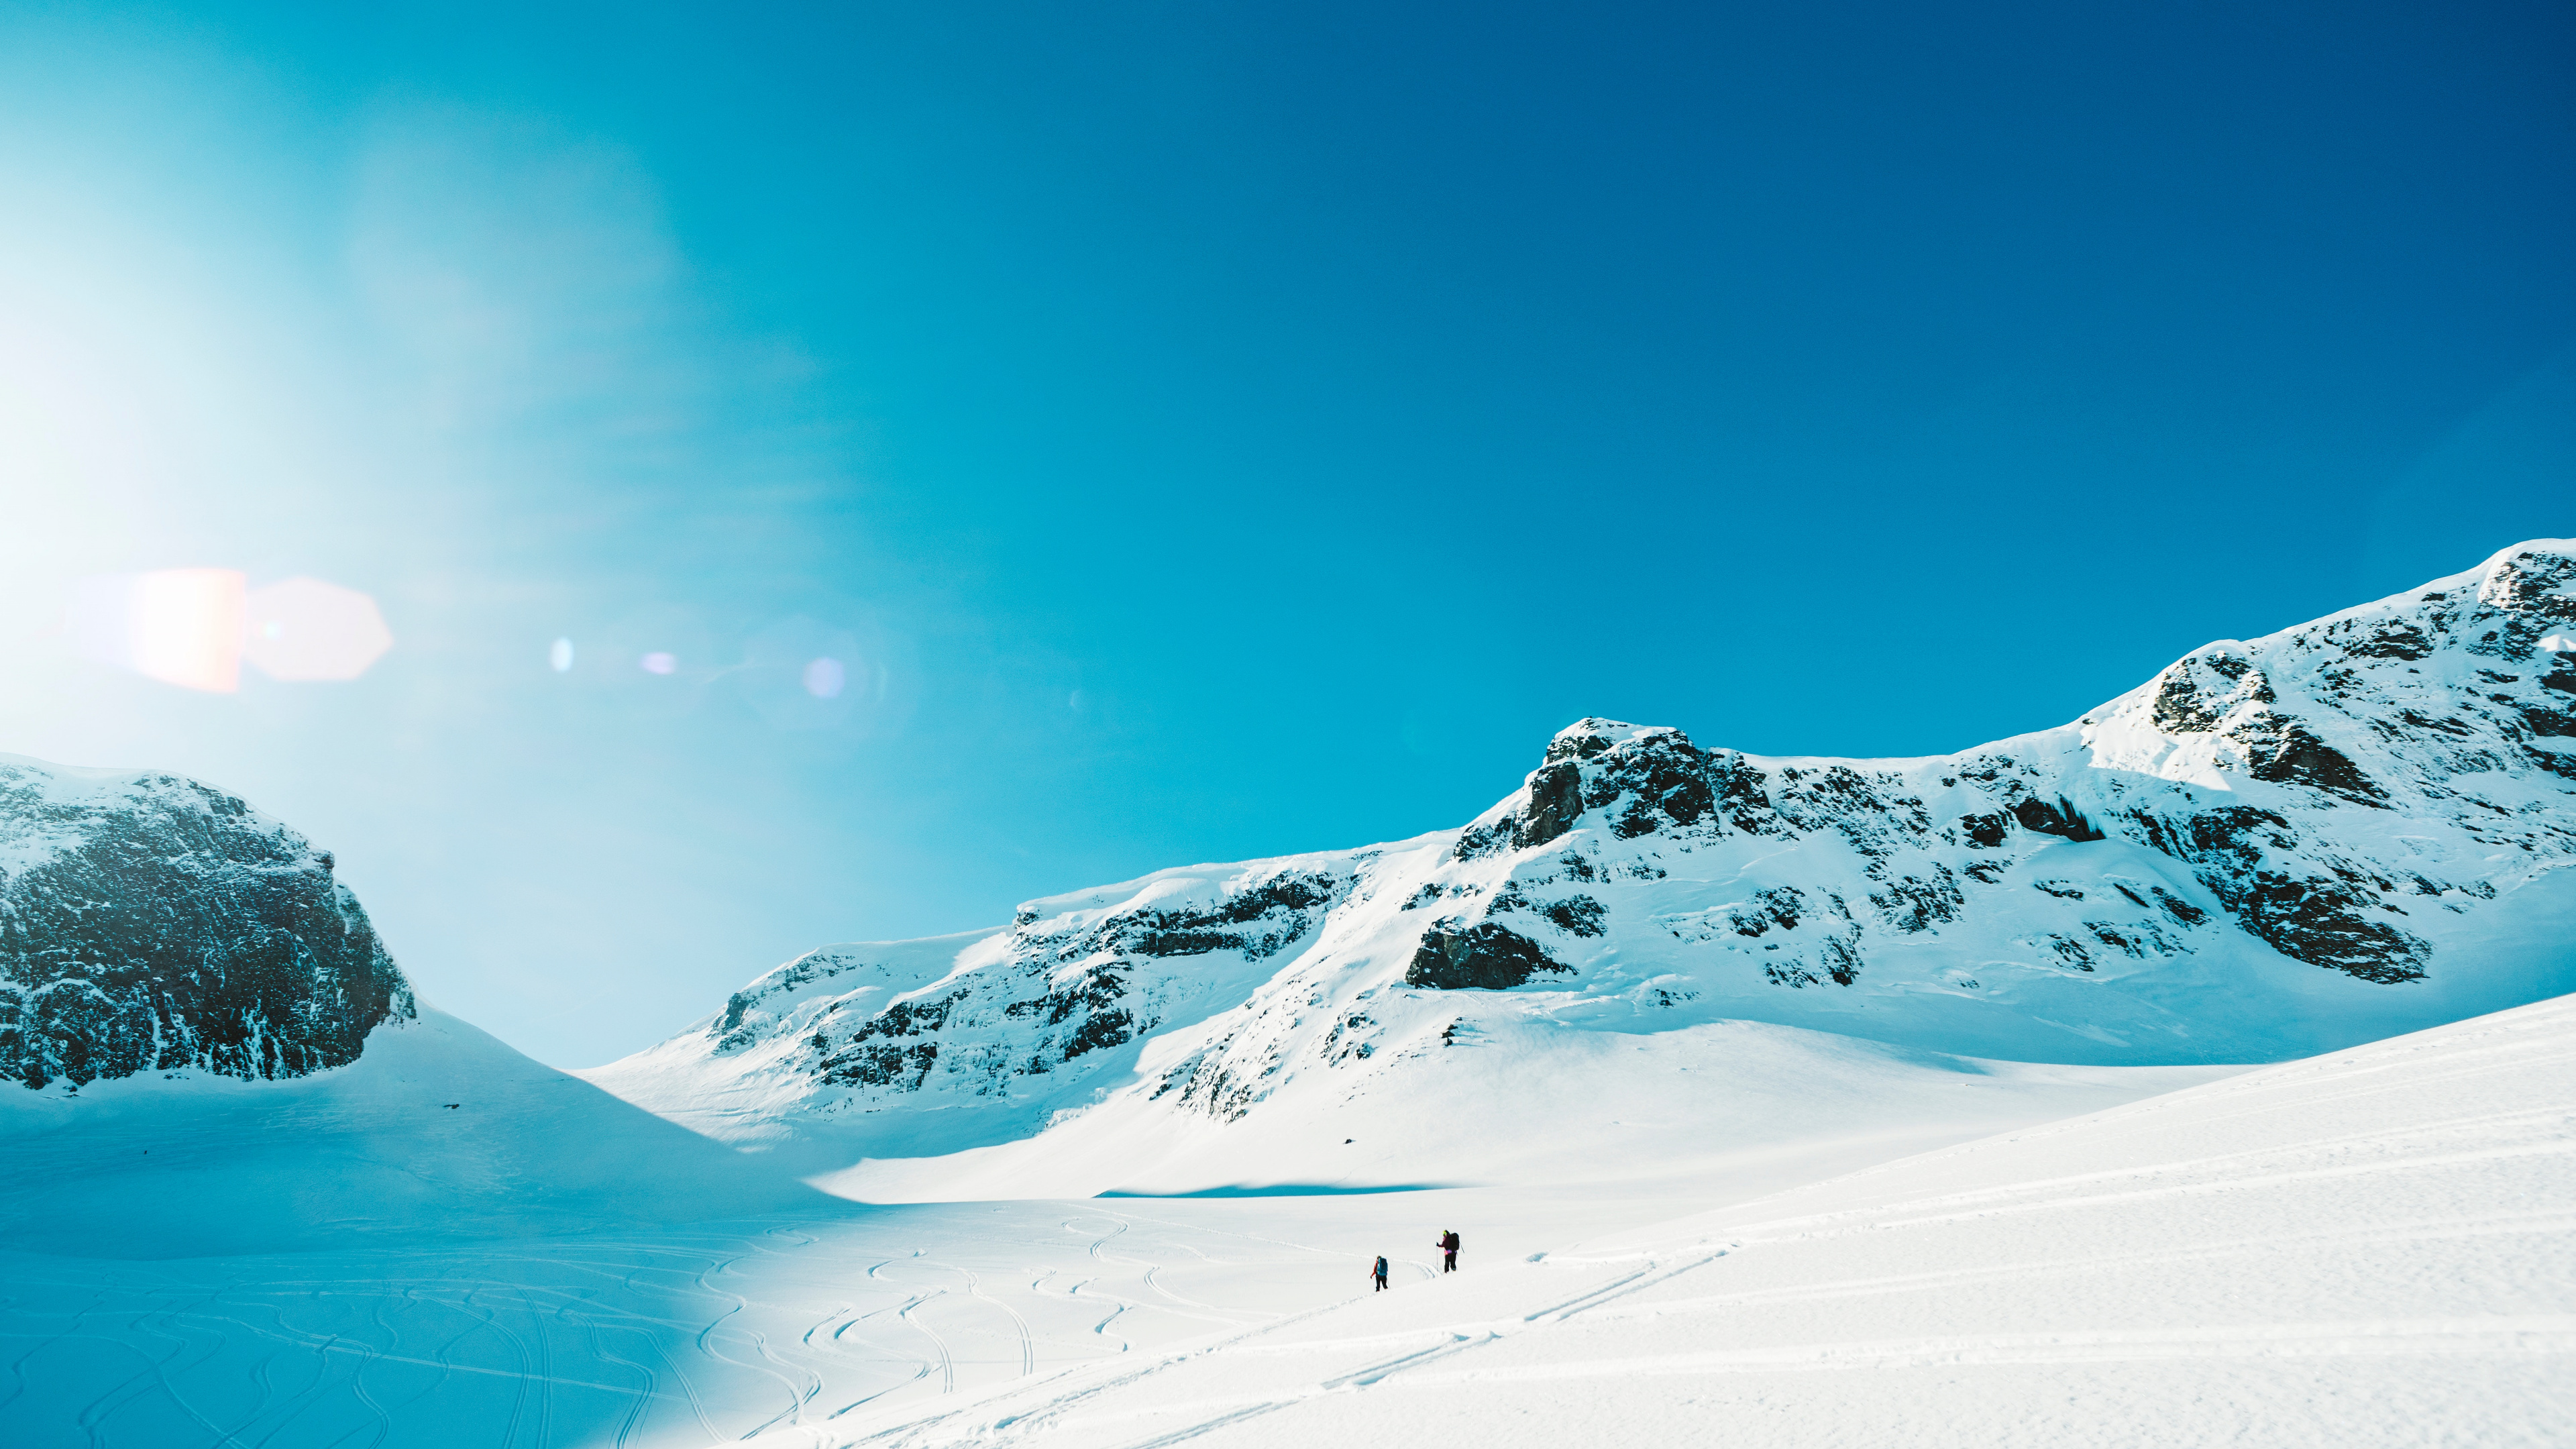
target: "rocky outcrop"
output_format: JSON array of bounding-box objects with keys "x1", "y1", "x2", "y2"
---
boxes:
[
  {"x1": 1403, "y1": 923, "x2": 1570, "y2": 990},
  {"x1": 0, "y1": 759, "x2": 415, "y2": 1091}
]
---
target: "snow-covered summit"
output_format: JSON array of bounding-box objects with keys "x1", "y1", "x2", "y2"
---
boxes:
[{"x1": 586, "y1": 541, "x2": 2576, "y2": 1173}]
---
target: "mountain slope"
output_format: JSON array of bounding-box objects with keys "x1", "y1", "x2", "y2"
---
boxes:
[
  {"x1": 0, "y1": 1007, "x2": 834, "y2": 1257},
  {"x1": 586, "y1": 540, "x2": 2576, "y2": 1177}
]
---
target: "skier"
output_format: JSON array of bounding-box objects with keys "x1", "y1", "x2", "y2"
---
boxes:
[
  {"x1": 1371, "y1": 1255, "x2": 1390, "y2": 1292},
  {"x1": 1437, "y1": 1229, "x2": 1460, "y2": 1273}
]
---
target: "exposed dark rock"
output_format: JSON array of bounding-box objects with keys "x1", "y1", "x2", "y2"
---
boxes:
[
  {"x1": 819, "y1": 1039, "x2": 938, "y2": 1088},
  {"x1": 2542, "y1": 653, "x2": 2576, "y2": 696},
  {"x1": 1403, "y1": 923, "x2": 1571, "y2": 991},
  {"x1": 814, "y1": 984, "x2": 969, "y2": 1085},
  {"x1": 1450, "y1": 818, "x2": 1515, "y2": 861},
  {"x1": 1005, "y1": 969, "x2": 1126, "y2": 1027},
  {"x1": 1772, "y1": 765, "x2": 1929, "y2": 859},
  {"x1": 2088, "y1": 922, "x2": 2141, "y2": 955},
  {"x1": 2153, "y1": 887, "x2": 2208, "y2": 926},
  {"x1": 2012, "y1": 796, "x2": 2105, "y2": 842},
  {"x1": 1572, "y1": 728, "x2": 1717, "y2": 840},
  {"x1": 1062, "y1": 1008, "x2": 1136, "y2": 1060},
  {"x1": 2234, "y1": 719, "x2": 2386, "y2": 805},
  {"x1": 1959, "y1": 811, "x2": 2010, "y2": 848},
  {"x1": 1870, "y1": 866, "x2": 1964, "y2": 933},
  {"x1": 0, "y1": 765, "x2": 414, "y2": 1091},
  {"x1": 2151, "y1": 668, "x2": 2225, "y2": 733},
  {"x1": 1728, "y1": 886, "x2": 1805, "y2": 937},
  {"x1": 2124, "y1": 804, "x2": 2422, "y2": 978},
  {"x1": 1541, "y1": 895, "x2": 1607, "y2": 937},
  {"x1": 1709, "y1": 752, "x2": 1784, "y2": 837},
  {"x1": 1764, "y1": 960, "x2": 1821, "y2": 988},
  {"x1": 1817, "y1": 936, "x2": 1862, "y2": 985},
  {"x1": 1544, "y1": 728, "x2": 1615, "y2": 764},
  {"x1": 2349, "y1": 618, "x2": 2434, "y2": 661},
  {"x1": 2216, "y1": 872, "x2": 2431, "y2": 983},
  {"x1": 1516, "y1": 761, "x2": 1585, "y2": 849},
  {"x1": 2130, "y1": 806, "x2": 2296, "y2": 873},
  {"x1": 2151, "y1": 653, "x2": 2249, "y2": 733},
  {"x1": 1119, "y1": 871, "x2": 1342, "y2": 960}
]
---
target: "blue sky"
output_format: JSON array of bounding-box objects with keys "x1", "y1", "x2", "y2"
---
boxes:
[{"x1": 1, "y1": 1, "x2": 2569, "y2": 1067}]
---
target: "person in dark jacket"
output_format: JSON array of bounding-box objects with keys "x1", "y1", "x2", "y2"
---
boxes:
[
  {"x1": 1372, "y1": 1255, "x2": 1390, "y2": 1291},
  {"x1": 1437, "y1": 1230, "x2": 1460, "y2": 1272}
]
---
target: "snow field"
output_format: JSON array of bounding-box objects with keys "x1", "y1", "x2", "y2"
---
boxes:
[
  {"x1": 0, "y1": 1009, "x2": 2227, "y2": 1447},
  {"x1": 798, "y1": 991, "x2": 2576, "y2": 1448},
  {"x1": 820, "y1": 1003, "x2": 2237, "y2": 1206},
  {"x1": 7, "y1": 991, "x2": 2567, "y2": 1446},
  {"x1": 0, "y1": 1189, "x2": 1690, "y2": 1448}
]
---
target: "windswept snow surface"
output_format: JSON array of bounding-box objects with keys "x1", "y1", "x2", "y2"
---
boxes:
[{"x1": 761, "y1": 991, "x2": 2576, "y2": 1449}]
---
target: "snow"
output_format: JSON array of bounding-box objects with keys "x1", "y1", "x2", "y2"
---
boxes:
[
  {"x1": 12, "y1": 991, "x2": 2561, "y2": 1446},
  {"x1": 777, "y1": 989, "x2": 2576, "y2": 1448},
  {"x1": 0, "y1": 1009, "x2": 822, "y2": 1258},
  {"x1": 1, "y1": 1003, "x2": 2235, "y2": 1445},
  {"x1": 580, "y1": 543, "x2": 2576, "y2": 1199},
  {"x1": 8, "y1": 541, "x2": 2575, "y2": 1445}
]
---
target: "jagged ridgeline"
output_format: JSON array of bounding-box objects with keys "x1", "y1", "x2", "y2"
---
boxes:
[
  {"x1": 589, "y1": 539, "x2": 2576, "y2": 1143},
  {"x1": 0, "y1": 759, "x2": 414, "y2": 1090}
]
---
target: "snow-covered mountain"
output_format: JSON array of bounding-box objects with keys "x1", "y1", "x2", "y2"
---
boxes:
[
  {"x1": 588, "y1": 540, "x2": 2576, "y2": 1177},
  {"x1": 1, "y1": 756, "x2": 415, "y2": 1091}
]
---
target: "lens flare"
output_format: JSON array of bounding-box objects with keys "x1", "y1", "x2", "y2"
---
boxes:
[
  {"x1": 71, "y1": 570, "x2": 248, "y2": 692},
  {"x1": 802, "y1": 657, "x2": 846, "y2": 699},
  {"x1": 549, "y1": 637, "x2": 574, "y2": 672},
  {"x1": 241, "y1": 578, "x2": 394, "y2": 682},
  {"x1": 641, "y1": 651, "x2": 678, "y2": 675}
]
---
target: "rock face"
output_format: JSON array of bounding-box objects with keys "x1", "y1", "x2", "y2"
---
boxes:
[
  {"x1": 586, "y1": 541, "x2": 2576, "y2": 1157},
  {"x1": 0, "y1": 758, "x2": 414, "y2": 1091}
]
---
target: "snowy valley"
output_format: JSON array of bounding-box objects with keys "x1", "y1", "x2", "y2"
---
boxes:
[{"x1": 1, "y1": 540, "x2": 2572, "y2": 1447}]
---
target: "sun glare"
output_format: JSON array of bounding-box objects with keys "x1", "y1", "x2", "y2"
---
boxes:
[{"x1": 68, "y1": 569, "x2": 394, "y2": 692}]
